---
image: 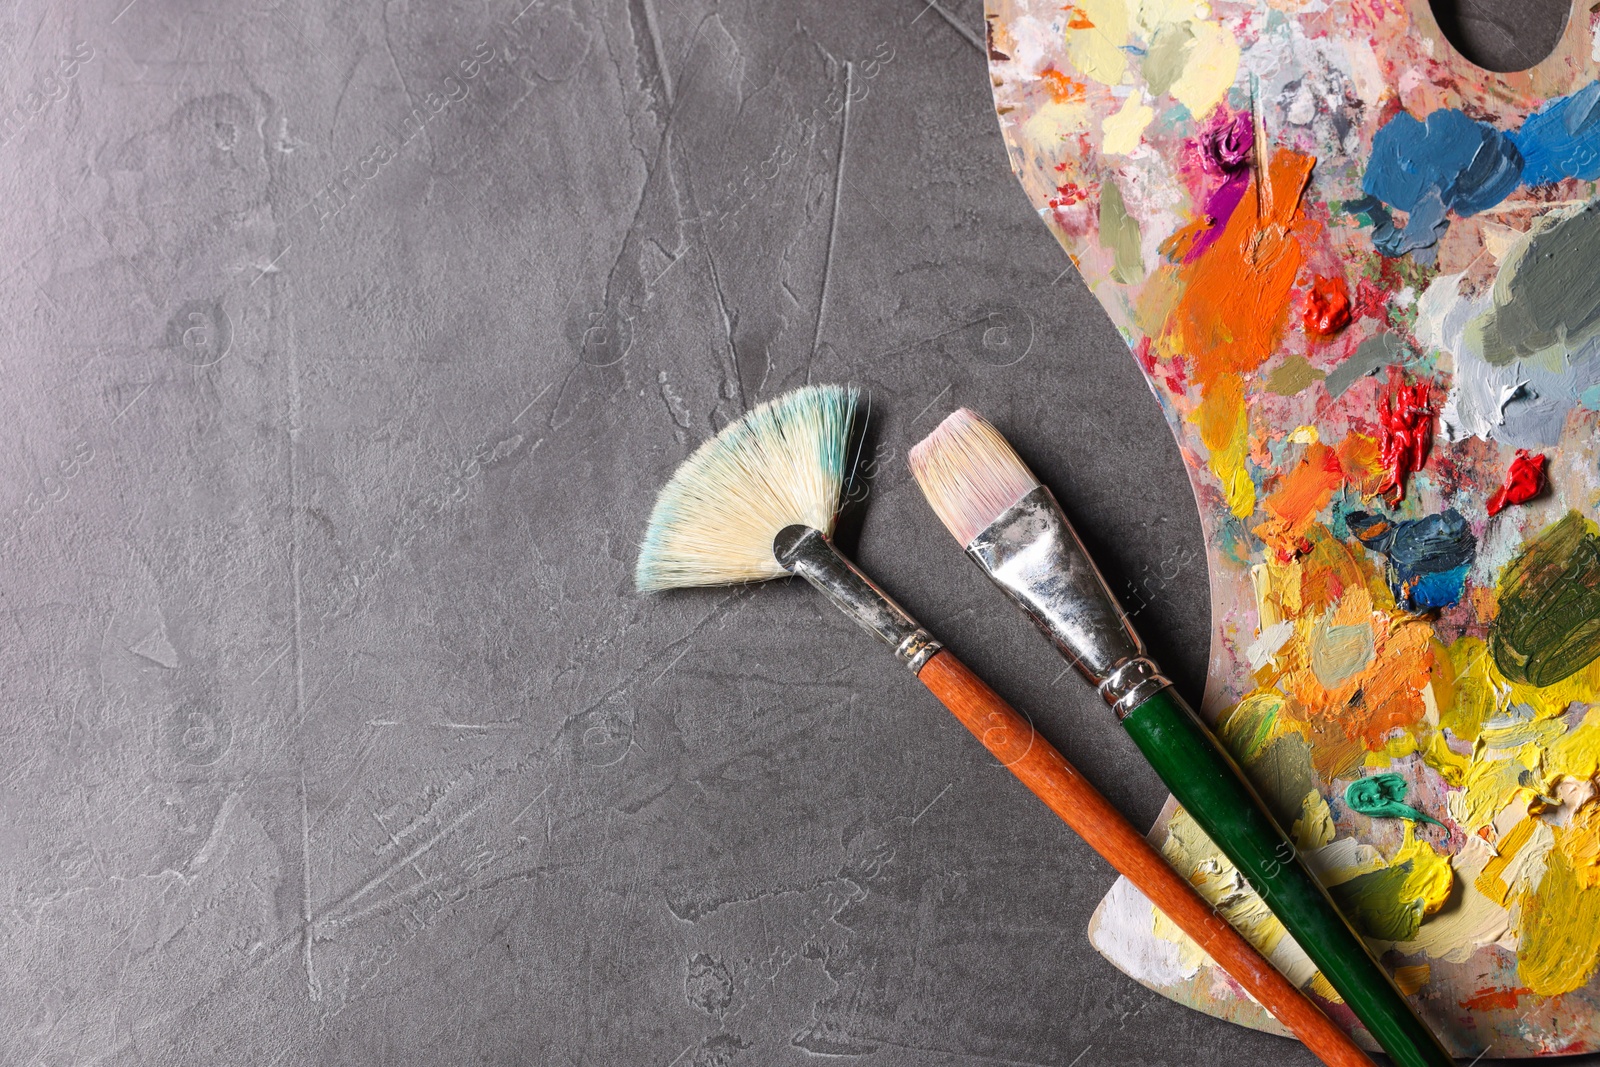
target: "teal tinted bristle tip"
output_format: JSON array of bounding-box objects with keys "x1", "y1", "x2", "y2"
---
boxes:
[{"x1": 635, "y1": 385, "x2": 860, "y2": 592}]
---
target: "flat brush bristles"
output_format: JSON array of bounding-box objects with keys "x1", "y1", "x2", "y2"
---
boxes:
[
  {"x1": 908, "y1": 408, "x2": 1040, "y2": 546},
  {"x1": 635, "y1": 385, "x2": 859, "y2": 591}
]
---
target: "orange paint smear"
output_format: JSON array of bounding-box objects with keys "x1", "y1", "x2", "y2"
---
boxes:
[
  {"x1": 1039, "y1": 68, "x2": 1087, "y2": 103},
  {"x1": 1061, "y1": 4, "x2": 1095, "y2": 29},
  {"x1": 1161, "y1": 148, "x2": 1317, "y2": 391},
  {"x1": 1336, "y1": 432, "x2": 1387, "y2": 496},
  {"x1": 1459, "y1": 986, "x2": 1532, "y2": 1012},
  {"x1": 1158, "y1": 148, "x2": 1317, "y2": 518},
  {"x1": 1254, "y1": 529, "x2": 1434, "y2": 778},
  {"x1": 1254, "y1": 442, "x2": 1342, "y2": 559}
]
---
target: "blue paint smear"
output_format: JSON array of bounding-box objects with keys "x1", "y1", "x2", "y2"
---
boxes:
[
  {"x1": 1357, "y1": 81, "x2": 1600, "y2": 257},
  {"x1": 1512, "y1": 81, "x2": 1600, "y2": 186},
  {"x1": 1360, "y1": 110, "x2": 1523, "y2": 258},
  {"x1": 1346, "y1": 508, "x2": 1475, "y2": 613}
]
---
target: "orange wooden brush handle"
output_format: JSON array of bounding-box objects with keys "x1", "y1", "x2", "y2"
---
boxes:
[{"x1": 917, "y1": 650, "x2": 1373, "y2": 1067}]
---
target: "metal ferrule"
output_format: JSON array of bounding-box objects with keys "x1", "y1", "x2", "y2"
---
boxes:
[
  {"x1": 773, "y1": 525, "x2": 942, "y2": 673},
  {"x1": 965, "y1": 485, "x2": 1171, "y2": 718}
]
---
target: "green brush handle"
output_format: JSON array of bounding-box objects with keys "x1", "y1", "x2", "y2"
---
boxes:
[{"x1": 1121, "y1": 686, "x2": 1453, "y2": 1067}]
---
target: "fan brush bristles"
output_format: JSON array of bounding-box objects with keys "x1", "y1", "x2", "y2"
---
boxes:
[
  {"x1": 635, "y1": 385, "x2": 860, "y2": 591},
  {"x1": 908, "y1": 408, "x2": 1041, "y2": 547}
]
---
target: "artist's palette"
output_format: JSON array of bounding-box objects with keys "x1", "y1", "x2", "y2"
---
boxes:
[{"x1": 986, "y1": 0, "x2": 1600, "y2": 1056}]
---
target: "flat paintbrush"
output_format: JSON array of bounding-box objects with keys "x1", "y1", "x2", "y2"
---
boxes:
[
  {"x1": 909, "y1": 408, "x2": 1453, "y2": 1067},
  {"x1": 638, "y1": 384, "x2": 1373, "y2": 1067}
]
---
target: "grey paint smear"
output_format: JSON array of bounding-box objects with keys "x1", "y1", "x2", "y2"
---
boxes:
[
  {"x1": 1325, "y1": 330, "x2": 1417, "y2": 398},
  {"x1": 1473, "y1": 201, "x2": 1600, "y2": 366},
  {"x1": 1442, "y1": 338, "x2": 1600, "y2": 447},
  {"x1": 1427, "y1": 209, "x2": 1600, "y2": 445}
]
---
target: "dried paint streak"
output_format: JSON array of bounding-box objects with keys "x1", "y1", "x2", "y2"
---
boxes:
[
  {"x1": 1492, "y1": 511, "x2": 1600, "y2": 687},
  {"x1": 1062, "y1": 0, "x2": 1127, "y2": 87},
  {"x1": 1263, "y1": 354, "x2": 1324, "y2": 397},
  {"x1": 1473, "y1": 203, "x2": 1600, "y2": 366},
  {"x1": 1512, "y1": 80, "x2": 1600, "y2": 185}
]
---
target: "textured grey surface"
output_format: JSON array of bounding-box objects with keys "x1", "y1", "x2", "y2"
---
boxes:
[{"x1": 0, "y1": 1, "x2": 1561, "y2": 1065}]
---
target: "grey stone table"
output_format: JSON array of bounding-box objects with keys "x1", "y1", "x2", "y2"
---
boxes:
[{"x1": 0, "y1": 1, "x2": 1580, "y2": 1065}]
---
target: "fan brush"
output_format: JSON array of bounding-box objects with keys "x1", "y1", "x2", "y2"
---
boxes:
[{"x1": 637, "y1": 385, "x2": 1372, "y2": 1067}]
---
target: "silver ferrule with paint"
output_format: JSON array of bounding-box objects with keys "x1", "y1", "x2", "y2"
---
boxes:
[
  {"x1": 965, "y1": 485, "x2": 1171, "y2": 718},
  {"x1": 773, "y1": 525, "x2": 942, "y2": 673}
]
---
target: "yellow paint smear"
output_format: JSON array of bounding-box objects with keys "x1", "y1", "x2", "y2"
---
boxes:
[
  {"x1": 1191, "y1": 372, "x2": 1255, "y2": 518},
  {"x1": 1102, "y1": 92, "x2": 1154, "y2": 154},
  {"x1": 1518, "y1": 838, "x2": 1600, "y2": 995},
  {"x1": 1168, "y1": 19, "x2": 1239, "y2": 120},
  {"x1": 1063, "y1": 0, "x2": 1129, "y2": 86},
  {"x1": 1396, "y1": 827, "x2": 1453, "y2": 917}
]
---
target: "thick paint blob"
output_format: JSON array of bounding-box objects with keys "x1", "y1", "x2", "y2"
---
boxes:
[
  {"x1": 1492, "y1": 511, "x2": 1600, "y2": 687},
  {"x1": 1486, "y1": 450, "x2": 1547, "y2": 516},
  {"x1": 1376, "y1": 377, "x2": 1433, "y2": 501},
  {"x1": 1344, "y1": 773, "x2": 1445, "y2": 827},
  {"x1": 1303, "y1": 276, "x2": 1351, "y2": 337},
  {"x1": 1348, "y1": 508, "x2": 1475, "y2": 613}
]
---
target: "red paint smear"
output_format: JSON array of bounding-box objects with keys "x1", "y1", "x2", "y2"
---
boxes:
[
  {"x1": 1377, "y1": 373, "x2": 1433, "y2": 501},
  {"x1": 1134, "y1": 336, "x2": 1157, "y2": 374},
  {"x1": 1486, "y1": 449, "x2": 1547, "y2": 516},
  {"x1": 1352, "y1": 277, "x2": 1389, "y2": 322},
  {"x1": 1048, "y1": 181, "x2": 1089, "y2": 209},
  {"x1": 1459, "y1": 986, "x2": 1531, "y2": 1012},
  {"x1": 1304, "y1": 275, "x2": 1351, "y2": 336}
]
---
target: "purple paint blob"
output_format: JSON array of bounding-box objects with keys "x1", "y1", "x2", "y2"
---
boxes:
[
  {"x1": 1184, "y1": 110, "x2": 1255, "y2": 262},
  {"x1": 1202, "y1": 110, "x2": 1254, "y2": 175}
]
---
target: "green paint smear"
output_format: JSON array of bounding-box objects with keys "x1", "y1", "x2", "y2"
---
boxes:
[
  {"x1": 1492, "y1": 510, "x2": 1600, "y2": 687},
  {"x1": 1249, "y1": 734, "x2": 1317, "y2": 830},
  {"x1": 1142, "y1": 22, "x2": 1195, "y2": 97},
  {"x1": 1344, "y1": 773, "x2": 1444, "y2": 828},
  {"x1": 1473, "y1": 202, "x2": 1600, "y2": 367},
  {"x1": 1099, "y1": 177, "x2": 1144, "y2": 286},
  {"x1": 1328, "y1": 860, "x2": 1425, "y2": 942},
  {"x1": 1217, "y1": 694, "x2": 1282, "y2": 764},
  {"x1": 1263, "y1": 354, "x2": 1326, "y2": 396}
]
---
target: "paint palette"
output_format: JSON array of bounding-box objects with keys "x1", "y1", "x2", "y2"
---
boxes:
[{"x1": 985, "y1": 0, "x2": 1600, "y2": 1056}]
